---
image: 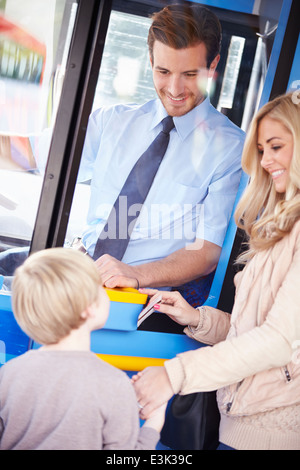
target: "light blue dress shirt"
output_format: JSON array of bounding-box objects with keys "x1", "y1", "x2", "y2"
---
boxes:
[{"x1": 78, "y1": 97, "x2": 245, "y2": 266}]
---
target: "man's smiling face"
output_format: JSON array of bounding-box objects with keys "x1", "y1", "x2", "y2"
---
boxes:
[{"x1": 150, "y1": 40, "x2": 219, "y2": 117}]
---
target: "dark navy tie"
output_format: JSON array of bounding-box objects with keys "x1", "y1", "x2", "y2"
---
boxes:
[{"x1": 93, "y1": 115, "x2": 175, "y2": 260}]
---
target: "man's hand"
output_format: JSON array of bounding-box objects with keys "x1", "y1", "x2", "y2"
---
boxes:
[
  {"x1": 94, "y1": 254, "x2": 140, "y2": 289},
  {"x1": 94, "y1": 239, "x2": 220, "y2": 290}
]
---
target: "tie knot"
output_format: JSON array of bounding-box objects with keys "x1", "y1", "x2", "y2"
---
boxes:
[{"x1": 161, "y1": 115, "x2": 174, "y2": 135}]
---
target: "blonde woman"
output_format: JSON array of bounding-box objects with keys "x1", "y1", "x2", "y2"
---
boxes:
[{"x1": 133, "y1": 92, "x2": 300, "y2": 450}]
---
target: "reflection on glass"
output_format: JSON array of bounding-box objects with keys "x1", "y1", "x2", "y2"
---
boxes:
[
  {"x1": 0, "y1": 4, "x2": 279, "y2": 293},
  {"x1": 92, "y1": 10, "x2": 156, "y2": 109},
  {"x1": 218, "y1": 36, "x2": 245, "y2": 110},
  {"x1": 0, "y1": 0, "x2": 78, "y2": 290},
  {"x1": 66, "y1": 10, "x2": 158, "y2": 252}
]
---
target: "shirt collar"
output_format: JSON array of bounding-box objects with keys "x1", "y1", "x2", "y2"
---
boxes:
[{"x1": 151, "y1": 96, "x2": 211, "y2": 140}]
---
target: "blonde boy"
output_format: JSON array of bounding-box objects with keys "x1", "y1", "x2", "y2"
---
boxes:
[{"x1": 0, "y1": 248, "x2": 165, "y2": 450}]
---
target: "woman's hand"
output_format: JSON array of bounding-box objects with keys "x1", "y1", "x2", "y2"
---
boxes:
[{"x1": 140, "y1": 288, "x2": 200, "y2": 328}]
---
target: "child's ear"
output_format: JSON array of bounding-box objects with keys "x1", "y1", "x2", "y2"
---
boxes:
[
  {"x1": 80, "y1": 304, "x2": 95, "y2": 320},
  {"x1": 80, "y1": 310, "x2": 88, "y2": 320}
]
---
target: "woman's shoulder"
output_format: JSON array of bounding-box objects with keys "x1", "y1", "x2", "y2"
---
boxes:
[
  {"x1": 293, "y1": 218, "x2": 300, "y2": 233},
  {"x1": 287, "y1": 219, "x2": 300, "y2": 244}
]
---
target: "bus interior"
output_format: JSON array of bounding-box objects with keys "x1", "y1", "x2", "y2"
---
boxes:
[{"x1": 0, "y1": 0, "x2": 299, "y2": 424}]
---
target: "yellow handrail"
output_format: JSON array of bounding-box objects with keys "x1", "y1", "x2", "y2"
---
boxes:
[{"x1": 96, "y1": 353, "x2": 166, "y2": 371}]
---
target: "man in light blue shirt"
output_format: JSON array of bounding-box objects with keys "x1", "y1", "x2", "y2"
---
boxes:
[
  {"x1": 80, "y1": 97, "x2": 244, "y2": 281},
  {"x1": 80, "y1": 5, "x2": 245, "y2": 303}
]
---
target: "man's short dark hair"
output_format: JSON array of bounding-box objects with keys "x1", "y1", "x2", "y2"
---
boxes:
[{"x1": 148, "y1": 4, "x2": 222, "y2": 68}]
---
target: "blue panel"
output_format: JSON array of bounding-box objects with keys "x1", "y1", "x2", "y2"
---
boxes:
[
  {"x1": 0, "y1": 292, "x2": 11, "y2": 312},
  {"x1": 259, "y1": 0, "x2": 293, "y2": 107},
  {"x1": 103, "y1": 301, "x2": 143, "y2": 331},
  {"x1": 187, "y1": 0, "x2": 255, "y2": 14},
  {"x1": 0, "y1": 294, "x2": 29, "y2": 366},
  {"x1": 204, "y1": 171, "x2": 249, "y2": 308},
  {"x1": 1, "y1": 292, "x2": 201, "y2": 364},
  {"x1": 91, "y1": 328, "x2": 201, "y2": 359},
  {"x1": 287, "y1": 33, "x2": 300, "y2": 92}
]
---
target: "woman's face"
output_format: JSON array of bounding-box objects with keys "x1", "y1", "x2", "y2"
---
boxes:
[{"x1": 257, "y1": 116, "x2": 294, "y2": 193}]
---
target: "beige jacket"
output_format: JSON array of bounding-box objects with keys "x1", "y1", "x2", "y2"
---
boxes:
[{"x1": 165, "y1": 220, "x2": 300, "y2": 417}]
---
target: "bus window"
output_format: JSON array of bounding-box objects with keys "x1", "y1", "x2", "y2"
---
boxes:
[
  {"x1": 0, "y1": 0, "x2": 78, "y2": 276},
  {"x1": 65, "y1": 4, "x2": 261, "y2": 253}
]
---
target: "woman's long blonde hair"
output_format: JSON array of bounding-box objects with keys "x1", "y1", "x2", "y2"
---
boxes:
[{"x1": 235, "y1": 92, "x2": 300, "y2": 262}]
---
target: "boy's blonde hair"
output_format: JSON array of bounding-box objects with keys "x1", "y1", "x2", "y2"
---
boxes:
[{"x1": 12, "y1": 248, "x2": 102, "y2": 345}]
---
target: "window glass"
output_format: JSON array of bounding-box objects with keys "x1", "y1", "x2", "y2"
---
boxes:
[
  {"x1": 0, "y1": 1, "x2": 283, "y2": 295},
  {"x1": 65, "y1": 10, "x2": 158, "y2": 252},
  {"x1": 0, "y1": 0, "x2": 77, "y2": 290},
  {"x1": 92, "y1": 10, "x2": 156, "y2": 109},
  {"x1": 217, "y1": 36, "x2": 246, "y2": 110}
]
